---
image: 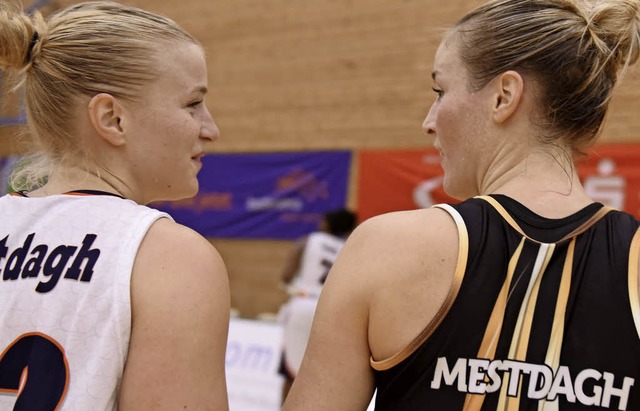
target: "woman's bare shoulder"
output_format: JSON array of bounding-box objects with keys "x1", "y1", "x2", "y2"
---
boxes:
[
  {"x1": 347, "y1": 207, "x2": 459, "y2": 262},
  {"x1": 346, "y1": 208, "x2": 462, "y2": 361},
  {"x1": 324, "y1": 207, "x2": 460, "y2": 304},
  {"x1": 137, "y1": 218, "x2": 225, "y2": 272}
]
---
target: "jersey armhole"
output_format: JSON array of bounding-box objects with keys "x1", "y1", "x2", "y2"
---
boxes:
[
  {"x1": 628, "y1": 226, "x2": 640, "y2": 341},
  {"x1": 370, "y1": 204, "x2": 469, "y2": 371}
]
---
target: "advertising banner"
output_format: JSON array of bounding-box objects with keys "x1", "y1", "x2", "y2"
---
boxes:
[
  {"x1": 577, "y1": 144, "x2": 640, "y2": 217},
  {"x1": 153, "y1": 151, "x2": 352, "y2": 240},
  {"x1": 358, "y1": 144, "x2": 640, "y2": 221},
  {"x1": 0, "y1": 156, "x2": 18, "y2": 194},
  {"x1": 357, "y1": 148, "x2": 457, "y2": 222},
  {"x1": 226, "y1": 317, "x2": 284, "y2": 411}
]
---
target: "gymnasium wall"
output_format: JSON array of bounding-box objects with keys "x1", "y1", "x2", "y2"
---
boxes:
[{"x1": 2, "y1": 0, "x2": 640, "y2": 317}]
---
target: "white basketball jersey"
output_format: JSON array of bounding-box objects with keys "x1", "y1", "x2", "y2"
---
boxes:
[
  {"x1": 281, "y1": 232, "x2": 345, "y2": 376},
  {"x1": 290, "y1": 231, "x2": 346, "y2": 298},
  {"x1": 0, "y1": 192, "x2": 170, "y2": 411}
]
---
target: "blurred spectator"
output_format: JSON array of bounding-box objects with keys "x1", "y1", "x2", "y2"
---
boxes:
[{"x1": 278, "y1": 208, "x2": 357, "y2": 399}]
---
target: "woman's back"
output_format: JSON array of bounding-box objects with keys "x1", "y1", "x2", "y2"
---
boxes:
[
  {"x1": 0, "y1": 192, "x2": 167, "y2": 409},
  {"x1": 373, "y1": 195, "x2": 640, "y2": 410}
]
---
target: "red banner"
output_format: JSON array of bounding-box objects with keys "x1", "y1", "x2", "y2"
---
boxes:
[
  {"x1": 357, "y1": 144, "x2": 640, "y2": 222},
  {"x1": 577, "y1": 144, "x2": 640, "y2": 217},
  {"x1": 357, "y1": 149, "x2": 456, "y2": 222}
]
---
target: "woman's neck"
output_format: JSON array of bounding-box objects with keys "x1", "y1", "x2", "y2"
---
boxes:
[
  {"x1": 480, "y1": 148, "x2": 593, "y2": 218},
  {"x1": 27, "y1": 165, "x2": 136, "y2": 201}
]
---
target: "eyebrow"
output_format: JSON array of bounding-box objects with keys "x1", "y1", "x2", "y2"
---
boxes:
[{"x1": 192, "y1": 86, "x2": 208, "y2": 95}]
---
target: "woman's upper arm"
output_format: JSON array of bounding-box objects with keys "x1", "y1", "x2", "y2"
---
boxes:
[
  {"x1": 119, "y1": 218, "x2": 230, "y2": 411},
  {"x1": 283, "y1": 208, "x2": 459, "y2": 411},
  {"x1": 283, "y1": 217, "x2": 393, "y2": 411}
]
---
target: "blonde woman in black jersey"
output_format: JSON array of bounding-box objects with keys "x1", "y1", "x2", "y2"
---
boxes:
[{"x1": 284, "y1": 1, "x2": 640, "y2": 410}]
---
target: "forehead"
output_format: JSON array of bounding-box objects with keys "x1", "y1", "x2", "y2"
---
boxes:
[
  {"x1": 146, "y1": 41, "x2": 207, "y2": 97},
  {"x1": 432, "y1": 34, "x2": 465, "y2": 83}
]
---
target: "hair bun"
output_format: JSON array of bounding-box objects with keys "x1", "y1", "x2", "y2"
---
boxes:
[
  {"x1": 587, "y1": 0, "x2": 640, "y2": 68},
  {"x1": 0, "y1": 7, "x2": 46, "y2": 70}
]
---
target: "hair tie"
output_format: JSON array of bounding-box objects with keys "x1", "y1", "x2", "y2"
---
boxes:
[{"x1": 25, "y1": 31, "x2": 39, "y2": 64}]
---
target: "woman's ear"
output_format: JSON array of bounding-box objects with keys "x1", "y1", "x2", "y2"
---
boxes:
[
  {"x1": 87, "y1": 93, "x2": 126, "y2": 146},
  {"x1": 492, "y1": 70, "x2": 524, "y2": 124}
]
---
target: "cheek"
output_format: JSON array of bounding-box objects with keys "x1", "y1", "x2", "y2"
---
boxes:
[
  {"x1": 169, "y1": 115, "x2": 200, "y2": 140},
  {"x1": 436, "y1": 105, "x2": 462, "y2": 147},
  {"x1": 438, "y1": 97, "x2": 479, "y2": 148},
  {"x1": 156, "y1": 121, "x2": 196, "y2": 155}
]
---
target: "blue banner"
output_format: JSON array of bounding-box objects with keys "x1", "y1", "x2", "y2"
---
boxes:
[
  {"x1": 152, "y1": 151, "x2": 352, "y2": 240},
  {"x1": 0, "y1": 156, "x2": 18, "y2": 194}
]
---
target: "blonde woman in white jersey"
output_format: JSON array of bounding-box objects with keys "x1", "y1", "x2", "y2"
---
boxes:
[{"x1": 0, "y1": 2, "x2": 230, "y2": 410}]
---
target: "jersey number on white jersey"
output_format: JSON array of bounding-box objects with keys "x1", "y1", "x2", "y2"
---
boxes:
[{"x1": 0, "y1": 332, "x2": 69, "y2": 410}]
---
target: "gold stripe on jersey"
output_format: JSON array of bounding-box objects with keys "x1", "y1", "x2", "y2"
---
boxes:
[
  {"x1": 476, "y1": 195, "x2": 527, "y2": 237},
  {"x1": 463, "y1": 238, "x2": 526, "y2": 411},
  {"x1": 370, "y1": 204, "x2": 469, "y2": 371},
  {"x1": 559, "y1": 206, "x2": 614, "y2": 241},
  {"x1": 514, "y1": 243, "x2": 555, "y2": 360},
  {"x1": 629, "y1": 227, "x2": 640, "y2": 340},
  {"x1": 476, "y1": 195, "x2": 614, "y2": 243},
  {"x1": 537, "y1": 237, "x2": 576, "y2": 411},
  {"x1": 501, "y1": 243, "x2": 555, "y2": 411}
]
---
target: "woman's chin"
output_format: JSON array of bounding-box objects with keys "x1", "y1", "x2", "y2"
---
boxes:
[{"x1": 152, "y1": 183, "x2": 199, "y2": 204}]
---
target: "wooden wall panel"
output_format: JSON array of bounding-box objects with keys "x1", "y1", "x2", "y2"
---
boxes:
[
  {"x1": 2, "y1": 0, "x2": 640, "y2": 316},
  {"x1": 211, "y1": 238, "x2": 291, "y2": 318}
]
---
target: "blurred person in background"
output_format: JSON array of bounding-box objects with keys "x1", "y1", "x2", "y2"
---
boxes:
[{"x1": 279, "y1": 208, "x2": 357, "y2": 399}]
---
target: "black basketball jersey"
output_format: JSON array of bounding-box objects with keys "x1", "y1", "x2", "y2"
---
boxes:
[{"x1": 372, "y1": 195, "x2": 640, "y2": 411}]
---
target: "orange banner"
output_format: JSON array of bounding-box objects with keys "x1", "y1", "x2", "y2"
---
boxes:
[
  {"x1": 577, "y1": 144, "x2": 640, "y2": 217},
  {"x1": 357, "y1": 149, "x2": 457, "y2": 222},
  {"x1": 357, "y1": 144, "x2": 640, "y2": 222}
]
